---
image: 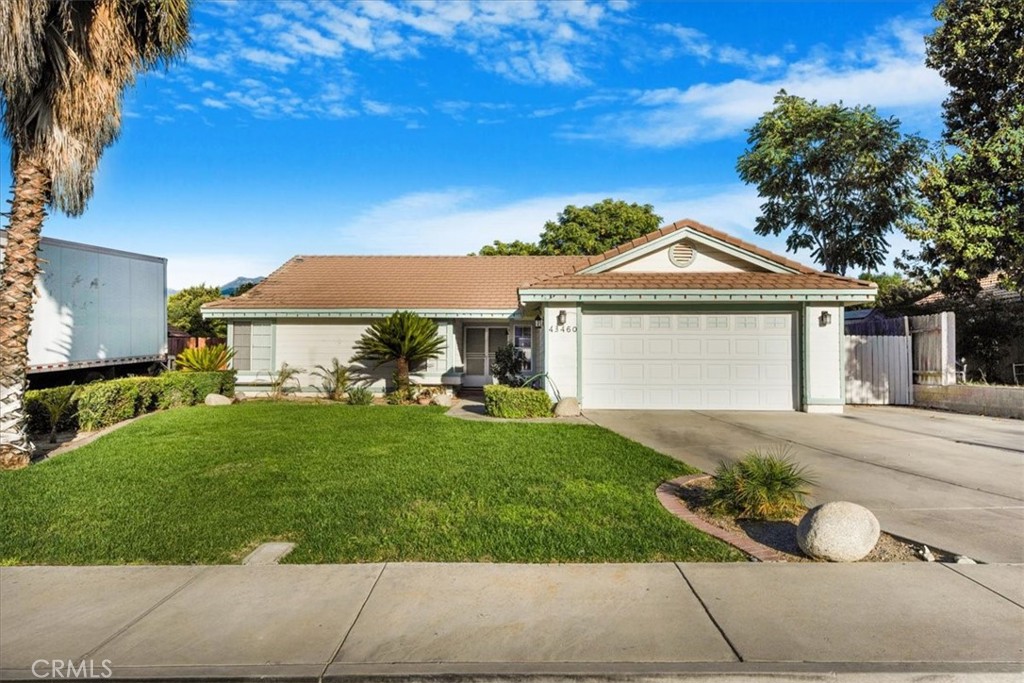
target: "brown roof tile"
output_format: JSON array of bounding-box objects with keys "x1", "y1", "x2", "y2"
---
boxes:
[
  {"x1": 204, "y1": 255, "x2": 584, "y2": 310},
  {"x1": 522, "y1": 272, "x2": 875, "y2": 291}
]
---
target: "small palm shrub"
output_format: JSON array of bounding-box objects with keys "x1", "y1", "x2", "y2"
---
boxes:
[
  {"x1": 350, "y1": 311, "x2": 445, "y2": 394},
  {"x1": 312, "y1": 358, "x2": 350, "y2": 400},
  {"x1": 270, "y1": 363, "x2": 303, "y2": 399},
  {"x1": 36, "y1": 385, "x2": 78, "y2": 443},
  {"x1": 176, "y1": 344, "x2": 235, "y2": 372},
  {"x1": 346, "y1": 385, "x2": 374, "y2": 405},
  {"x1": 707, "y1": 448, "x2": 815, "y2": 520}
]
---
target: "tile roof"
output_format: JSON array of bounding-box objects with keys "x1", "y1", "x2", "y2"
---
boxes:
[
  {"x1": 204, "y1": 255, "x2": 583, "y2": 310},
  {"x1": 521, "y1": 272, "x2": 875, "y2": 291},
  {"x1": 915, "y1": 271, "x2": 1022, "y2": 305},
  {"x1": 567, "y1": 218, "x2": 820, "y2": 275},
  {"x1": 204, "y1": 219, "x2": 871, "y2": 313}
]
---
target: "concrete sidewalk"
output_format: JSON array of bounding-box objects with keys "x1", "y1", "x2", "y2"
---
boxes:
[{"x1": 2, "y1": 563, "x2": 1021, "y2": 681}]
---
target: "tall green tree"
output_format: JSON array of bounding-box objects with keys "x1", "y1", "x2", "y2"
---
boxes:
[
  {"x1": 737, "y1": 91, "x2": 927, "y2": 275},
  {"x1": 350, "y1": 311, "x2": 445, "y2": 394},
  {"x1": 167, "y1": 285, "x2": 226, "y2": 338},
  {"x1": 478, "y1": 199, "x2": 663, "y2": 256},
  {"x1": 0, "y1": 0, "x2": 191, "y2": 468},
  {"x1": 902, "y1": 0, "x2": 1023, "y2": 295}
]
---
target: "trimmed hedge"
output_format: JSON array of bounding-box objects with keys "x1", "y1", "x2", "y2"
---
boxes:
[
  {"x1": 483, "y1": 384, "x2": 553, "y2": 419},
  {"x1": 29, "y1": 370, "x2": 236, "y2": 433}
]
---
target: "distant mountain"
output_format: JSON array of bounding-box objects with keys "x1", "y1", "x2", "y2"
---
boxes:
[{"x1": 221, "y1": 276, "x2": 265, "y2": 295}]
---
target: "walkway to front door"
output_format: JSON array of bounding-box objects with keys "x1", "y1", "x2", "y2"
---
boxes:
[{"x1": 462, "y1": 327, "x2": 508, "y2": 387}]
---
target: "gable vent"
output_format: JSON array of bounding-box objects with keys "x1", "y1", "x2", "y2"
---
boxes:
[{"x1": 669, "y1": 242, "x2": 695, "y2": 268}]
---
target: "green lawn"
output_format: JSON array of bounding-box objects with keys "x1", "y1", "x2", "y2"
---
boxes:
[{"x1": 0, "y1": 403, "x2": 742, "y2": 564}]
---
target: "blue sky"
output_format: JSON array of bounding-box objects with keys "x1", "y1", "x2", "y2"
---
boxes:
[{"x1": 1, "y1": 0, "x2": 947, "y2": 289}]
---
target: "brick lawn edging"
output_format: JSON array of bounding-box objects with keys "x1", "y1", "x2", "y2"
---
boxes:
[{"x1": 656, "y1": 474, "x2": 789, "y2": 562}]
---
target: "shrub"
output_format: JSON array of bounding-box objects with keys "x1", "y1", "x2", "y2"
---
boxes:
[
  {"x1": 312, "y1": 358, "x2": 350, "y2": 401},
  {"x1": 706, "y1": 448, "x2": 815, "y2": 520},
  {"x1": 24, "y1": 386, "x2": 79, "y2": 437},
  {"x1": 491, "y1": 344, "x2": 528, "y2": 386},
  {"x1": 176, "y1": 344, "x2": 235, "y2": 372},
  {"x1": 157, "y1": 371, "x2": 234, "y2": 409},
  {"x1": 346, "y1": 385, "x2": 374, "y2": 405},
  {"x1": 77, "y1": 377, "x2": 155, "y2": 431},
  {"x1": 483, "y1": 384, "x2": 553, "y2": 418}
]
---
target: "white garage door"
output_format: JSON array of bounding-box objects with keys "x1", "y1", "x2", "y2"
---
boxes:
[{"x1": 582, "y1": 312, "x2": 796, "y2": 410}]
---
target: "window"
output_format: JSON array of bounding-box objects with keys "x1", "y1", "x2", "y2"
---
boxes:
[
  {"x1": 649, "y1": 315, "x2": 671, "y2": 329},
  {"x1": 231, "y1": 321, "x2": 272, "y2": 372},
  {"x1": 766, "y1": 315, "x2": 789, "y2": 329},
  {"x1": 591, "y1": 315, "x2": 613, "y2": 329},
  {"x1": 621, "y1": 315, "x2": 643, "y2": 329},
  {"x1": 513, "y1": 325, "x2": 533, "y2": 372},
  {"x1": 677, "y1": 315, "x2": 700, "y2": 329},
  {"x1": 707, "y1": 316, "x2": 729, "y2": 329},
  {"x1": 737, "y1": 316, "x2": 757, "y2": 329}
]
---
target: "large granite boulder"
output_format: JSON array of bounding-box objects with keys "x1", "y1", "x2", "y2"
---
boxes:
[{"x1": 797, "y1": 501, "x2": 880, "y2": 562}]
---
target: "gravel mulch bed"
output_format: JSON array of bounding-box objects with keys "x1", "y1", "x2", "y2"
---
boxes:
[{"x1": 676, "y1": 476, "x2": 958, "y2": 563}]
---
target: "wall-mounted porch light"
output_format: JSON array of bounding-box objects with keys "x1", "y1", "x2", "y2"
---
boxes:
[
  {"x1": 556, "y1": 310, "x2": 567, "y2": 326},
  {"x1": 533, "y1": 318, "x2": 543, "y2": 328},
  {"x1": 819, "y1": 310, "x2": 832, "y2": 327}
]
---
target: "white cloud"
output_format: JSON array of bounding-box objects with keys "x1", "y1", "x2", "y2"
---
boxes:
[
  {"x1": 201, "y1": 97, "x2": 230, "y2": 110},
  {"x1": 240, "y1": 47, "x2": 297, "y2": 72},
  {"x1": 655, "y1": 23, "x2": 783, "y2": 73},
  {"x1": 331, "y1": 186, "x2": 769, "y2": 256},
  {"x1": 569, "y1": 20, "x2": 946, "y2": 147}
]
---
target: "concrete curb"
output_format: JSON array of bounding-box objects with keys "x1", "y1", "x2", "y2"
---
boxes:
[{"x1": 656, "y1": 475, "x2": 789, "y2": 562}]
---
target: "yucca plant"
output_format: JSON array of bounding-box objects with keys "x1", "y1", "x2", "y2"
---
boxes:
[
  {"x1": 312, "y1": 358, "x2": 350, "y2": 401},
  {"x1": 38, "y1": 384, "x2": 77, "y2": 444},
  {"x1": 270, "y1": 363, "x2": 303, "y2": 399},
  {"x1": 350, "y1": 311, "x2": 445, "y2": 394},
  {"x1": 176, "y1": 344, "x2": 235, "y2": 372},
  {"x1": 707, "y1": 447, "x2": 815, "y2": 520},
  {"x1": 346, "y1": 385, "x2": 374, "y2": 405}
]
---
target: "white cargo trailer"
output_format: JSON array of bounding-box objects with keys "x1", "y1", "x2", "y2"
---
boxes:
[{"x1": 0, "y1": 230, "x2": 167, "y2": 375}]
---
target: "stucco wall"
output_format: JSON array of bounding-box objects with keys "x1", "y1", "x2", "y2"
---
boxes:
[
  {"x1": 804, "y1": 304, "x2": 844, "y2": 412},
  {"x1": 914, "y1": 384, "x2": 1024, "y2": 419},
  {"x1": 613, "y1": 240, "x2": 757, "y2": 273},
  {"x1": 231, "y1": 318, "x2": 455, "y2": 394},
  {"x1": 542, "y1": 304, "x2": 579, "y2": 401}
]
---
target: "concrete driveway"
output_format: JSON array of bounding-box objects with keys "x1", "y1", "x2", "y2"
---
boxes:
[{"x1": 586, "y1": 406, "x2": 1024, "y2": 563}]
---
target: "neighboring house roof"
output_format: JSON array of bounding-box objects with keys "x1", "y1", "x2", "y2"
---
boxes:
[
  {"x1": 915, "y1": 271, "x2": 1022, "y2": 306},
  {"x1": 567, "y1": 218, "x2": 819, "y2": 275},
  {"x1": 203, "y1": 255, "x2": 582, "y2": 311}
]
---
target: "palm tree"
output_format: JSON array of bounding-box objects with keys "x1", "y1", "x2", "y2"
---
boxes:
[
  {"x1": 0, "y1": 1, "x2": 190, "y2": 468},
  {"x1": 350, "y1": 311, "x2": 446, "y2": 395}
]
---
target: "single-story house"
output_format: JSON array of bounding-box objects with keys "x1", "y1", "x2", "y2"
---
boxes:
[{"x1": 202, "y1": 219, "x2": 876, "y2": 412}]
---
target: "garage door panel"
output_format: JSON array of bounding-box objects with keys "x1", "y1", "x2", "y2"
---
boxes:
[
  {"x1": 647, "y1": 338, "x2": 673, "y2": 355},
  {"x1": 582, "y1": 312, "x2": 795, "y2": 410},
  {"x1": 677, "y1": 338, "x2": 701, "y2": 355},
  {"x1": 675, "y1": 364, "x2": 701, "y2": 381}
]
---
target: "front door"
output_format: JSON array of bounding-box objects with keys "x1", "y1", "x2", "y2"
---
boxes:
[{"x1": 463, "y1": 327, "x2": 508, "y2": 387}]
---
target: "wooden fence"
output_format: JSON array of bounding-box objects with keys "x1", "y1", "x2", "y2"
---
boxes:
[
  {"x1": 909, "y1": 312, "x2": 957, "y2": 385},
  {"x1": 845, "y1": 334, "x2": 913, "y2": 405}
]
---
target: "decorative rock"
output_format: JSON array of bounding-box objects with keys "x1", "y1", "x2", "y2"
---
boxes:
[
  {"x1": 955, "y1": 555, "x2": 977, "y2": 564},
  {"x1": 431, "y1": 393, "x2": 453, "y2": 407},
  {"x1": 204, "y1": 393, "x2": 232, "y2": 406},
  {"x1": 553, "y1": 397, "x2": 581, "y2": 417},
  {"x1": 797, "y1": 501, "x2": 880, "y2": 562}
]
